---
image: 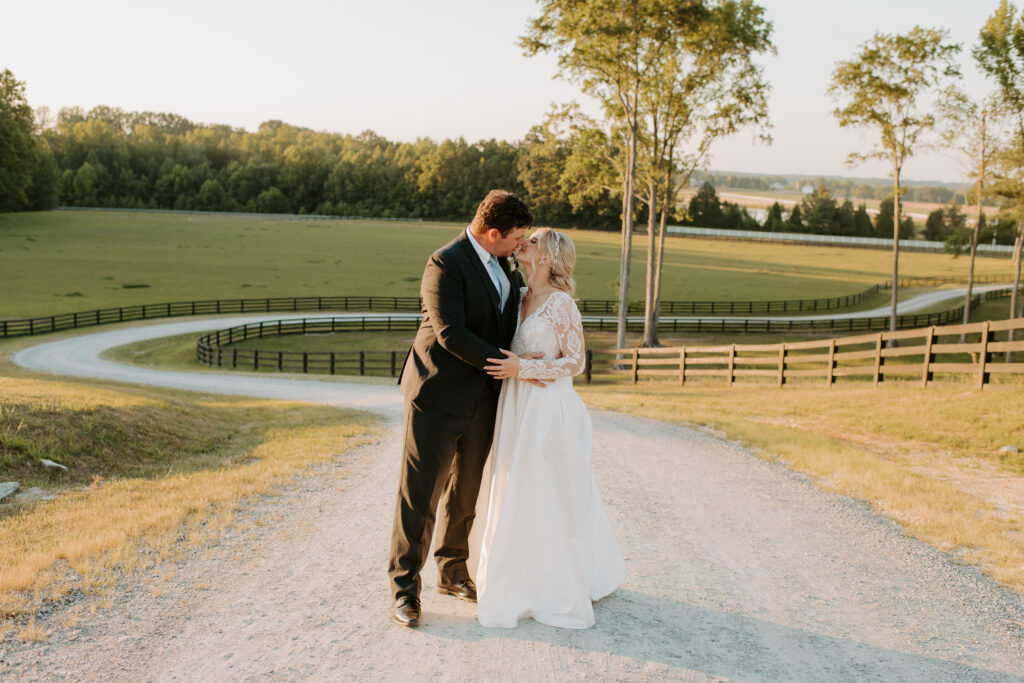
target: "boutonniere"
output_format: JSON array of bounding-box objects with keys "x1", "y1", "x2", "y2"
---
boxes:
[{"x1": 507, "y1": 253, "x2": 519, "y2": 272}]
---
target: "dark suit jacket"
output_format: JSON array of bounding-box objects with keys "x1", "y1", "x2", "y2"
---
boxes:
[{"x1": 398, "y1": 231, "x2": 522, "y2": 417}]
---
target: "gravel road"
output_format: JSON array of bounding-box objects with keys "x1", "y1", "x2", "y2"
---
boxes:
[{"x1": 2, "y1": 319, "x2": 1022, "y2": 681}]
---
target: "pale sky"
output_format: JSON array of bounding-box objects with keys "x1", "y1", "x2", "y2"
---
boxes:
[{"x1": 0, "y1": 0, "x2": 1002, "y2": 184}]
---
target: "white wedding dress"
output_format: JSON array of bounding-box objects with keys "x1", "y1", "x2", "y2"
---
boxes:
[{"x1": 471, "y1": 288, "x2": 626, "y2": 629}]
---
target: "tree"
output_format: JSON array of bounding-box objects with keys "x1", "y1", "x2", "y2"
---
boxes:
[
  {"x1": 0, "y1": 69, "x2": 40, "y2": 211},
  {"x1": 924, "y1": 208, "x2": 947, "y2": 241},
  {"x1": 853, "y1": 203, "x2": 874, "y2": 236},
  {"x1": 800, "y1": 184, "x2": 838, "y2": 234},
  {"x1": 975, "y1": 0, "x2": 1024, "y2": 355},
  {"x1": 762, "y1": 201, "x2": 785, "y2": 231},
  {"x1": 255, "y1": 186, "x2": 290, "y2": 214},
  {"x1": 875, "y1": 196, "x2": 916, "y2": 239},
  {"x1": 938, "y1": 87, "x2": 1002, "y2": 330},
  {"x1": 687, "y1": 181, "x2": 723, "y2": 227},
  {"x1": 638, "y1": 0, "x2": 773, "y2": 345},
  {"x1": 522, "y1": 0, "x2": 654, "y2": 350},
  {"x1": 829, "y1": 27, "x2": 961, "y2": 336},
  {"x1": 786, "y1": 204, "x2": 803, "y2": 231},
  {"x1": 25, "y1": 139, "x2": 60, "y2": 210}
]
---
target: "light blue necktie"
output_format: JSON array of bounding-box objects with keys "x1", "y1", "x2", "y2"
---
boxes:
[{"x1": 488, "y1": 255, "x2": 508, "y2": 311}]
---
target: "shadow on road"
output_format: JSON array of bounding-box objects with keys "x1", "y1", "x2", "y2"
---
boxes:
[{"x1": 423, "y1": 589, "x2": 1020, "y2": 681}]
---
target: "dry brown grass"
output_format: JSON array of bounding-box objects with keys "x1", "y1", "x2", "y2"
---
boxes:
[
  {"x1": 0, "y1": 375, "x2": 381, "y2": 621},
  {"x1": 579, "y1": 381, "x2": 1024, "y2": 592},
  {"x1": 16, "y1": 616, "x2": 49, "y2": 642}
]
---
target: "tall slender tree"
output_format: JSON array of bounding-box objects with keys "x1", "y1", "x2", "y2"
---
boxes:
[
  {"x1": 638, "y1": 0, "x2": 773, "y2": 346},
  {"x1": 829, "y1": 28, "x2": 961, "y2": 337},
  {"x1": 975, "y1": 0, "x2": 1024, "y2": 358},
  {"x1": 937, "y1": 88, "x2": 1002, "y2": 335},
  {"x1": 523, "y1": 0, "x2": 666, "y2": 350}
]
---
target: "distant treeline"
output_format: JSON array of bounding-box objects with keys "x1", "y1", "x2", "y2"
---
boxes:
[
  {"x1": 0, "y1": 94, "x2": 1012, "y2": 245},
  {"x1": 696, "y1": 172, "x2": 981, "y2": 206},
  {"x1": 13, "y1": 105, "x2": 621, "y2": 229},
  {"x1": 683, "y1": 182, "x2": 1019, "y2": 246}
]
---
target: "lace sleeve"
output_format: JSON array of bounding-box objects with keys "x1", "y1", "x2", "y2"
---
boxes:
[{"x1": 518, "y1": 293, "x2": 586, "y2": 380}]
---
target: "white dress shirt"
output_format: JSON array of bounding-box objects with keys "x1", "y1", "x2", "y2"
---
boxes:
[{"x1": 466, "y1": 226, "x2": 509, "y2": 308}]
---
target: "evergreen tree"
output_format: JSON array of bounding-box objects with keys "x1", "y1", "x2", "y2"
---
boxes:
[
  {"x1": 687, "y1": 182, "x2": 723, "y2": 228},
  {"x1": 924, "y1": 208, "x2": 947, "y2": 241},
  {"x1": 786, "y1": 204, "x2": 804, "y2": 232},
  {"x1": 853, "y1": 203, "x2": 874, "y2": 236},
  {"x1": 762, "y1": 201, "x2": 785, "y2": 231}
]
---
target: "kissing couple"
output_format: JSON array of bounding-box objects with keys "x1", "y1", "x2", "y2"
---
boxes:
[{"x1": 388, "y1": 189, "x2": 625, "y2": 629}]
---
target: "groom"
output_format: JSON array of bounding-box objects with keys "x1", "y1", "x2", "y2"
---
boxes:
[{"x1": 389, "y1": 189, "x2": 534, "y2": 627}]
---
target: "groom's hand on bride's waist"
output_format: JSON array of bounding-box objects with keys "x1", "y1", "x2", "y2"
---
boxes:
[
  {"x1": 519, "y1": 351, "x2": 549, "y2": 387},
  {"x1": 484, "y1": 350, "x2": 557, "y2": 388}
]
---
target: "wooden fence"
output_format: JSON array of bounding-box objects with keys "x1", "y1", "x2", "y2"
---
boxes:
[{"x1": 592, "y1": 317, "x2": 1024, "y2": 389}]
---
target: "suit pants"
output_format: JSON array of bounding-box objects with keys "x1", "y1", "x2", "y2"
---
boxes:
[{"x1": 388, "y1": 390, "x2": 499, "y2": 600}]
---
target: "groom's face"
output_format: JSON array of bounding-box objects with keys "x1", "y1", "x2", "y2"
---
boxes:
[{"x1": 484, "y1": 226, "x2": 528, "y2": 258}]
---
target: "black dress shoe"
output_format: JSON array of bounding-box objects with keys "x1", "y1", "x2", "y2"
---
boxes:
[
  {"x1": 393, "y1": 596, "x2": 421, "y2": 627},
  {"x1": 437, "y1": 578, "x2": 477, "y2": 602}
]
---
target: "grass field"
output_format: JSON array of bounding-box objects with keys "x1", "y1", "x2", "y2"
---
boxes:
[{"x1": 0, "y1": 210, "x2": 1015, "y2": 319}]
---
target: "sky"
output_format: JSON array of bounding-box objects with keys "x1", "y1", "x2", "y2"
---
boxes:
[{"x1": 0, "y1": 0, "x2": 1004, "y2": 185}]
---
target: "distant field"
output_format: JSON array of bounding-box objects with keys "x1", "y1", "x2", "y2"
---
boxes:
[{"x1": 0, "y1": 210, "x2": 1014, "y2": 319}]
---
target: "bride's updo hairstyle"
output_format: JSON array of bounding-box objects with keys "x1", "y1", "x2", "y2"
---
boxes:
[{"x1": 536, "y1": 228, "x2": 576, "y2": 297}]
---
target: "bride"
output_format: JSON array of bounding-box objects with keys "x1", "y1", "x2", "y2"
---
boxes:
[{"x1": 474, "y1": 227, "x2": 626, "y2": 629}]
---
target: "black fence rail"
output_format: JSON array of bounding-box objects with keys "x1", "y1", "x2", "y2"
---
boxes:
[
  {"x1": 196, "y1": 316, "x2": 421, "y2": 377},
  {"x1": 5, "y1": 279, "x2": 1017, "y2": 340},
  {"x1": 0, "y1": 296, "x2": 422, "y2": 338},
  {"x1": 617, "y1": 284, "x2": 881, "y2": 315},
  {"x1": 0, "y1": 285, "x2": 892, "y2": 339}
]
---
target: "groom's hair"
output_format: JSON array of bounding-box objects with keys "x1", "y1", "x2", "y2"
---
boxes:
[{"x1": 469, "y1": 190, "x2": 533, "y2": 236}]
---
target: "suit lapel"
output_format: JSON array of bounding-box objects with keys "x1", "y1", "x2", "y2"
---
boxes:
[{"x1": 458, "y1": 233, "x2": 502, "y2": 318}]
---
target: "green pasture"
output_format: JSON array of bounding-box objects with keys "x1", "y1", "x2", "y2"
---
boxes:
[{"x1": 0, "y1": 210, "x2": 1015, "y2": 319}]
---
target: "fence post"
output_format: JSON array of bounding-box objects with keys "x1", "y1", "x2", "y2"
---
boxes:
[
  {"x1": 977, "y1": 320, "x2": 992, "y2": 390},
  {"x1": 827, "y1": 338, "x2": 836, "y2": 387},
  {"x1": 303, "y1": 352, "x2": 308, "y2": 373},
  {"x1": 391, "y1": 350, "x2": 398, "y2": 377},
  {"x1": 727, "y1": 344, "x2": 736, "y2": 387},
  {"x1": 777, "y1": 344, "x2": 786, "y2": 387},
  {"x1": 873, "y1": 332, "x2": 884, "y2": 385},
  {"x1": 921, "y1": 326, "x2": 934, "y2": 387},
  {"x1": 632, "y1": 348, "x2": 639, "y2": 384},
  {"x1": 585, "y1": 349, "x2": 593, "y2": 384},
  {"x1": 330, "y1": 352, "x2": 336, "y2": 375},
  {"x1": 278, "y1": 351, "x2": 283, "y2": 372},
  {"x1": 679, "y1": 348, "x2": 686, "y2": 386},
  {"x1": 232, "y1": 348, "x2": 237, "y2": 369},
  {"x1": 360, "y1": 351, "x2": 366, "y2": 376}
]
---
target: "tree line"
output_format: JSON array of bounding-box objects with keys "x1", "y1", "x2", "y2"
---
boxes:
[
  {"x1": 0, "y1": 92, "x2": 622, "y2": 229},
  {"x1": 698, "y1": 172, "x2": 975, "y2": 205}
]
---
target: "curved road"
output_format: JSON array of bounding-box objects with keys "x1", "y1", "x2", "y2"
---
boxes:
[{"x1": 4, "y1": 308, "x2": 1023, "y2": 681}]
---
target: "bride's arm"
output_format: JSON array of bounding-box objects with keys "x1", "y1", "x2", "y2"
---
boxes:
[{"x1": 517, "y1": 295, "x2": 585, "y2": 380}]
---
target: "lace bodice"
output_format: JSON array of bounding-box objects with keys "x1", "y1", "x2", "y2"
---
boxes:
[{"x1": 511, "y1": 288, "x2": 585, "y2": 380}]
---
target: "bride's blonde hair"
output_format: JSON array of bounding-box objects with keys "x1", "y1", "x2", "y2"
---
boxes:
[{"x1": 535, "y1": 228, "x2": 576, "y2": 297}]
